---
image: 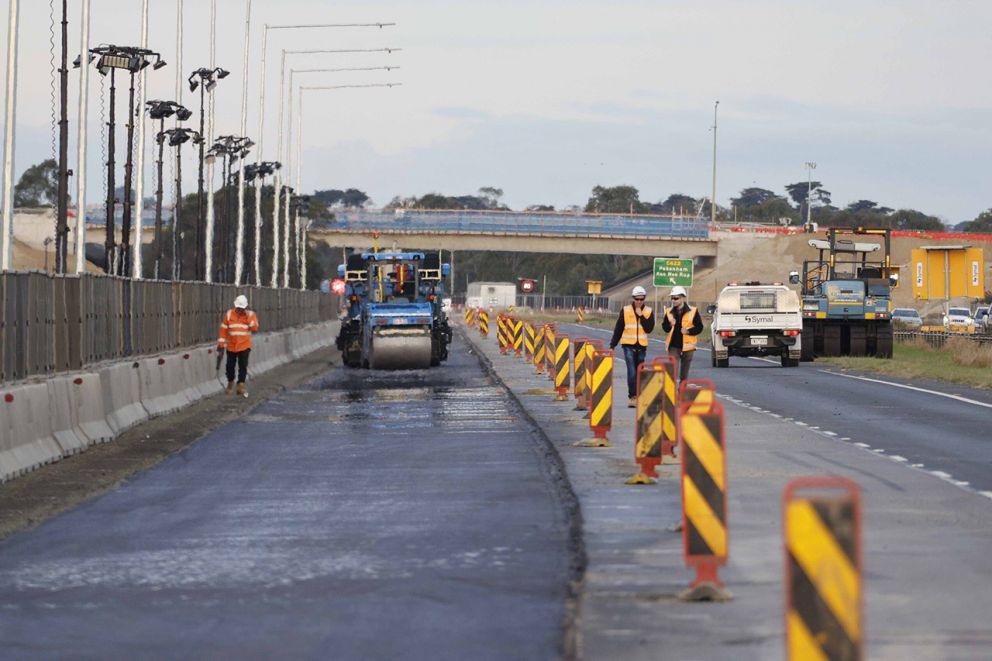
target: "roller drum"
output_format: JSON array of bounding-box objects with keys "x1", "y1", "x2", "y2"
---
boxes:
[{"x1": 369, "y1": 327, "x2": 433, "y2": 370}]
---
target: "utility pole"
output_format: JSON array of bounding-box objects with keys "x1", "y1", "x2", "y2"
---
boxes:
[
  {"x1": 55, "y1": 0, "x2": 69, "y2": 273},
  {"x1": 205, "y1": 0, "x2": 217, "y2": 282},
  {"x1": 711, "y1": 100, "x2": 719, "y2": 226},
  {"x1": 235, "y1": 0, "x2": 252, "y2": 285},
  {"x1": 104, "y1": 68, "x2": 117, "y2": 273},
  {"x1": 132, "y1": 0, "x2": 150, "y2": 280},
  {"x1": 804, "y1": 161, "x2": 817, "y2": 228}
]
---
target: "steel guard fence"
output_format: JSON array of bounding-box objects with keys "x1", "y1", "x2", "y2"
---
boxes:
[{"x1": 0, "y1": 272, "x2": 337, "y2": 383}]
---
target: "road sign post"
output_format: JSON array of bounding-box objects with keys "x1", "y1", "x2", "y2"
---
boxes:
[{"x1": 654, "y1": 258, "x2": 694, "y2": 288}]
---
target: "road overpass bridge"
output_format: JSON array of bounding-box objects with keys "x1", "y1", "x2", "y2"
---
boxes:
[{"x1": 311, "y1": 209, "x2": 718, "y2": 258}]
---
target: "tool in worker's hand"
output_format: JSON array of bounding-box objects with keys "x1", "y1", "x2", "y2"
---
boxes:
[{"x1": 215, "y1": 347, "x2": 225, "y2": 371}]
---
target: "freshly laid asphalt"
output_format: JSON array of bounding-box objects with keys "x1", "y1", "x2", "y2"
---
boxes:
[
  {"x1": 467, "y1": 320, "x2": 992, "y2": 661},
  {"x1": 0, "y1": 340, "x2": 576, "y2": 660}
]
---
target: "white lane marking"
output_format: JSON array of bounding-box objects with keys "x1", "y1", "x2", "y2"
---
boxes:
[
  {"x1": 822, "y1": 431, "x2": 838, "y2": 437},
  {"x1": 981, "y1": 491, "x2": 992, "y2": 500},
  {"x1": 930, "y1": 470, "x2": 952, "y2": 479},
  {"x1": 820, "y1": 370, "x2": 992, "y2": 410},
  {"x1": 890, "y1": 455, "x2": 908, "y2": 462},
  {"x1": 795, "y1": 421, "x2": 808, "y2": 427},
  {"x1": 840, "y1": 437, "x2": 851, "y2": 441},
  {"x1": 853, "y1": 442, "x2": 871, "y2": 448}
]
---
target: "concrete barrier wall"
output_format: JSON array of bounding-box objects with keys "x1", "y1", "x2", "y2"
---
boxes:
[{"x1": 0, "y1": 320, "x2": 339, "y2": 483}]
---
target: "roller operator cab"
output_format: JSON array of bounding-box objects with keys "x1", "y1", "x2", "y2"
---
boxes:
[
  {"x1": 793, "y1": 228, "x2": 896, "y2": 360},
  {"x1": 709, "y1": 283, "x2": 803, "y2": 368},
  {"x1": 334, "y1": 251, "x2": 453, "y2": 370}
]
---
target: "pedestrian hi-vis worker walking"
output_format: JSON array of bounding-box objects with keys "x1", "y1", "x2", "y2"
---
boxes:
[
  {"x1": 661, "y1": 286, "x2": 703, "y2": 384},
  {"x1": 609, "y1": 285, "x2": 655, "y2": 408},
  {"x1": 218, "y1": 295, "x2": 259, "y2": 397}
]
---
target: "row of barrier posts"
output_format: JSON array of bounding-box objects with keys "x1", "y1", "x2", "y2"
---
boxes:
[{"x1": 466, "y1": 306, "x2": 862, "y2": 649}]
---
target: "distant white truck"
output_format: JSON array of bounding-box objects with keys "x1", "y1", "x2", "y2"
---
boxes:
[{"x1": 708, "y1": 283, "x2": 803, "y2": 368}]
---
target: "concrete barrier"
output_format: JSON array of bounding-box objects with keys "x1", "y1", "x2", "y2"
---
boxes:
[
  {"x1": 1, "y1": 320, "x2": 339, "y2": 483},
  {"x1": 72, "y1": 373, "x2": 114, "y2": 445},
  {"x1": 47, "y1": 376, "x2": 89, "y2": 455},
  {"x1": 0, "y1": 382, "x2": 63, "y2": 481},
  {"x1": 99, "y1": 362, "x2": 149, "y2": 435}
]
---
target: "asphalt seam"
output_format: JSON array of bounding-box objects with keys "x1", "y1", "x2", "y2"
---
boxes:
[{"x1": 458, "y1": 327, "x2": 587, "y2": 661}]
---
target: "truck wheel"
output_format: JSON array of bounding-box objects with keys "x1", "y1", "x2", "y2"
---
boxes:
[
  {"x1": 781, "y1": 354, "x2": 799, "y2": 367},
  {"x1": 823, "y1": 324, "x2": 841, "y2": 356},
  {"x1": 876, "y1": 324, "x2": 894, "y2": 358},
  {"x1": 799, "y1": 340, "x2": 814, "y2": 362},
  {"x1": 716, "y1": 357, "x2": 729, "y2": 368},
  {"x1": 710, "y1": 348, "x2": 717, "y2": 367},
  {"x1": 849, "y1": 326, "x2": 867, "y2": 356}
]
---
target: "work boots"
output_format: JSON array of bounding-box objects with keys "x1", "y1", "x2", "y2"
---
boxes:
[
  {"x1": 236, "y1": 383, "x2": 248, "y2": 397},
  {"x1": 225, "y1": 381, "x2": 235, "y2": 395}
]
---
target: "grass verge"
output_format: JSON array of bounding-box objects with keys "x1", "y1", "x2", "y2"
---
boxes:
[{"x1": 818, "y1": 340, "x2": 992, "y2": 390}]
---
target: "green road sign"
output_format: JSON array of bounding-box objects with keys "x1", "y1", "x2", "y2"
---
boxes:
[{"x1": 653, "y1": 258, "x2": 693, "y2": 288}]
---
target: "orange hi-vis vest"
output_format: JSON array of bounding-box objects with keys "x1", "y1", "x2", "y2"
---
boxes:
[
  {"x1": 218, "y1": 308, "x2": 259, "y2": 353},
  {"x1": 621, "y1": 304, "x2": 653, "y2": 347},
  {"x1": 665, "y1": 306, "x2": 698, "y2": 351}
]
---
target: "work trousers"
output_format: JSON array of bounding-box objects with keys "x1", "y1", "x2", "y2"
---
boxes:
[
  {"x1": 621, "y1": 344, "x2": 647, "y2": 399},
  {"x1": 225, "y1": 349, "x2": 251, "y2": 384},
  {"x1": 667, "y1": 346, "x2": 695, "y2": 383}
]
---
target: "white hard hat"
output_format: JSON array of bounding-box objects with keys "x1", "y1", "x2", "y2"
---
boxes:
[
  {"x1": 671, "y1": 286, "x2": 687, "y2": 297},
  {"x1": 234, "y1": 295, "x2": 248, "y2": 309},
  {"x1": 632, "y1": 285, "x2": 647, "y2": 297}
]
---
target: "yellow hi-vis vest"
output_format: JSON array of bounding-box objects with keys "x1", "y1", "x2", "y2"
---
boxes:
[
  {"x1": 621, "y1": 304, "x2": 653, "y2": 347},
  {"x1": 665, "y1": 306, "x2": 698, "y2": 352}
]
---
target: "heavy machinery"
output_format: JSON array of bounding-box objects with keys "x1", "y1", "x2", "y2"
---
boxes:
[
  {"x1": 335, "y1": 251, "x2": 452, "y2": 369},
  {"x1": 792, "y1": 228, "x2": 896, "y2": 360}
]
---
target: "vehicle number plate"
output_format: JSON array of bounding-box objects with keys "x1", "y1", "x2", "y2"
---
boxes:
[{"x1": 750, "y1": 336, "x2": 768, "y2": 346}]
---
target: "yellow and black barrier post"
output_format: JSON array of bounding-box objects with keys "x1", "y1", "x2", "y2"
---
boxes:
[
  {"x1": 513, "y1": 319, "x2": 524, "y2": 357},
  {"x1": 625, "y1": 355, "x2": 678, "y2": 485},
  {"x1": 576, "y1": 306, "x2": 585, "y2": 322},
  {"x1": 575, "y1": 349, "x2": 613, "y2": 447},
  {"x1": 573, "y1": 337, "x2": 589, "y2": 410},
  {"x1": 680, "y1": 379, "x2": 716, "y2": 415},
  {"x1": 464, "y1": 308, "x2": 472, "y2": 325},
  {"x1": 534, "y1": 325, "x2": 546, "y2": 374},
  {"x1": 679, "y1": 396, "x2": 731, "y2": 601},
  {"x1": 554, "y1": 335, "x2": 571, "y2": 401},
  {"x1": 478, "y1": 310, "x2": 490, "y2": 337},
  {"x1": 545, "y1": 325, "x2": 557, "y2": 382},
  {"x1": 783, "y1": 477, "x2": 862, "y2": 661},
  {"x1": 497, "y1": 315, "x2": 509, "y2": 354},
  {"x1": 524, "y1": 322, "x2": 536, "y2": 362}
]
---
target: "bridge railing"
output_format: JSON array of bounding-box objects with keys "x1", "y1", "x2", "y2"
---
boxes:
[
  {"x1": 327, "y1": 209, "x2": 710, "y2": 239},
  {"x1": 0, "y1": 272, "x2": 336, "y2": 384}
]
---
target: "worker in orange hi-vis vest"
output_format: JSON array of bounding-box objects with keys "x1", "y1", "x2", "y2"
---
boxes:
[{"x1": 217, "y1": 295, "x2": 260, "y2": 397}]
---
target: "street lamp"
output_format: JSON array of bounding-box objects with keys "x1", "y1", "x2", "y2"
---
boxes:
[
  {"x1": 146, "y1": 100, "x2": 190, "y2": 278},
  {"x1": 205, "y1": 135, "x2": 252, "y2": 283},
  {"x1": 804, "y1": 161, "x2": 817, "y2": 230},
  {"x1": 288, "y1": 193, "x2": 310, "y2": 288},
  {"x1": 273, "y1": 47, "x2": 401, "y2": 286},
  {"x1": 244, "y1": 160, "x2": 280, "y2": 285},
  {"x1": 161, "y1": 127, "x2": 201, "y2": 280},
  {"x1": 84, "y1": 44, "x2": 166, "y2": 275},
  {"x1": 255, "y1": 23, "x2": 395, "y2": 288},
  {"x1": 188, "y1": 66, "x2": 229, "y2": 278},
  {"x1": 292, "y1": 82, "x2": 401, "y2": 289}
]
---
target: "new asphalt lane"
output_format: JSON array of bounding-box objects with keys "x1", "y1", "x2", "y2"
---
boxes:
[{"x1": 0, "y1": 339, "x2": 577, "y2": 659}]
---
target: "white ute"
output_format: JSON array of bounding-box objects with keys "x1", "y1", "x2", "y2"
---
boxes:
[{"x1": 708, "y1": 283, "x2": 803, "y2": 368}]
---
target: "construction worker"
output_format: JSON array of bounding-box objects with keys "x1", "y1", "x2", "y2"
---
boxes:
[
  {"x1": 661, "y1": 286, "x2": 703, "y2": 384},
  {"x1": 217, "y1": 294, "x2": 259, "y2": 396},
  {"x1": 609, "y1": 285, "x2": 655, "y2": 408}
]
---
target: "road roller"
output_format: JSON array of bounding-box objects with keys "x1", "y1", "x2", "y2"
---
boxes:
[{"x1": 335, "y1": 251, "x2": 453, "y2": 369}]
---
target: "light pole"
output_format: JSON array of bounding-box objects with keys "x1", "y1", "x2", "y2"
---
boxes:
[
  {"x1": 244, "y1": 160, "x2": 279, "y2": 285},
  {"x1": 275, "y1": 49, "x2": 401, "y2": 283},
  {"x1": 206, "y1": 135, "x2": 253, "y2": 283},
  {"x1": 131, "y1": 0, "x2": 150, "y2": 280},
  {"x1": 711, "y1": 100, "x2": 719, "y2": 226},
  {"x1": 292, "y1": 83, "x2": 401, "y2": 288},
  {"x1": 146, "y1": 101, "x2": 191, "y2": 278},
  {"x1": 162, "y1": 127, "x2": 202, "y2": 280},
  {"x1": 256, "y1": 23, "x2": 395, "y2": 289},
  {"x1": 189, "y1": 66, "x2": 230, "y2": 279},
  {"x1": 804, "y1": 161, "x2": 817, "y2": 229},
  {"x1": 55, "y1": 0, "x2": 69, "y2": 273},
  {"x1": 234, "y1": 0, "x2": 253, "y2": 286},
  {"x1": 73, "y1": 0, "x2": 90, "y2": 274},
  {"x1": 0, "y1": 0, "x2": 19, "y2": 271},
  {"x1": 85, "y1": 45, "x2": 166, "y2": 275}
]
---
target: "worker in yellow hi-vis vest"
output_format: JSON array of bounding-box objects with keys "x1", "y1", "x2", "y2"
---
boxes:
[
  {"x1": 661, "y1": 286, "x2": 703, "y2": 384},
  {"x1": 609, "y1": 285, "x2": 655, "y2": 408}
]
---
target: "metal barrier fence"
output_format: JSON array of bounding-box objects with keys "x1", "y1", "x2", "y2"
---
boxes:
[
  {"x1": 895, "y1": 330, "x2": 992, "y2": 349},
  {"x1": 0, "y1": 272, "x2": 337, "y2": 383},
  {"x1": 514, "y1": 295, "x2": 613, "y2": 311},
  {"x1": 331, "y1": 209, "x2": 710, "y2": 240}
]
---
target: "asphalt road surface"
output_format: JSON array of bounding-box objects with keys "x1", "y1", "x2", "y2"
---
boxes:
[
  {"x1": 0, "y1": 339, "x2": 575, "y2": 659},
  {"x1": 564, "y1": 321, "x2": 992, "y2": 495}
]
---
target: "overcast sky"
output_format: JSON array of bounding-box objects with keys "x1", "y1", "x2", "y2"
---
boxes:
[{"x1": 3, "y1": 0, "x2": 991, "y2": 222}]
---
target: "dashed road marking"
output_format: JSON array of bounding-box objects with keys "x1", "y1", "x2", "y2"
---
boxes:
[{"x1": 820, "y1": 370, "x2": 992, "y2": 410}]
